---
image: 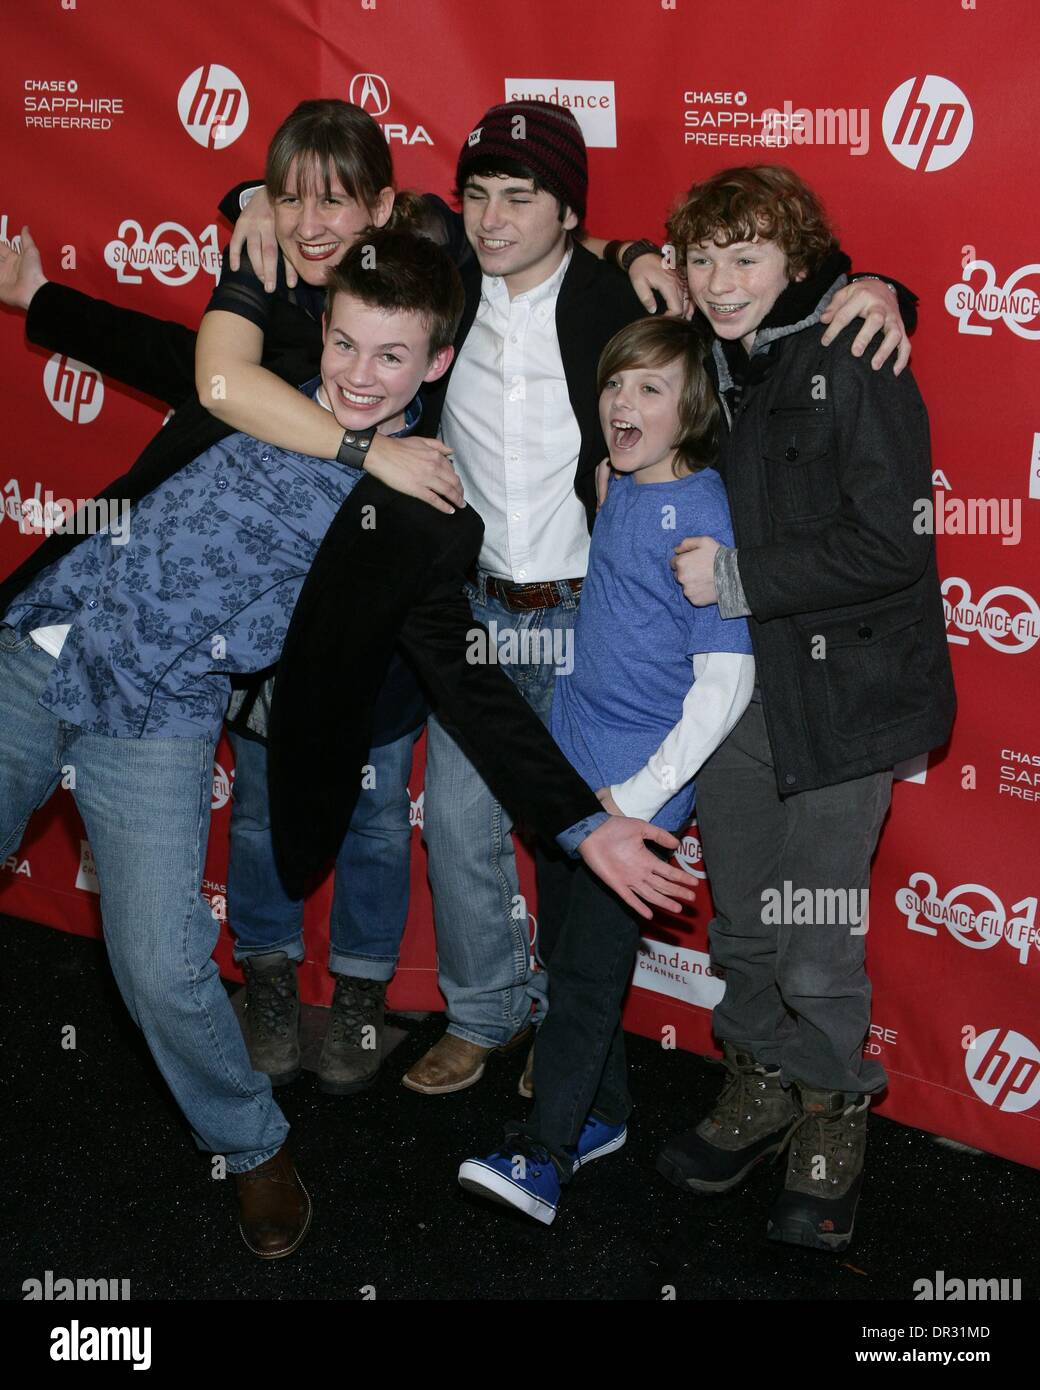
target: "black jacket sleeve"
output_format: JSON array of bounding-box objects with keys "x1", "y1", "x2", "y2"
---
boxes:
[
  {"x1": 396, "y1": 534, "x2": 602, "y2": 845},
  {"x1": 25, "y1": 282, "x2": 198, "y2": 408}
]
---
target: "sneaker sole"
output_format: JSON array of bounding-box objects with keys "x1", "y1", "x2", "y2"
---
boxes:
[
  {"x1": 656, "y1": 1138, "x2": 786, "y2": 1195},
  {"x1": 574, "y1": 1128, "x2": 628, "y2": 1172},
  {"x1": 766, "y1": 1213, "x2": 854, "y2": 1252},
  {"x1": 457, "y1": 1160, "x2": 557, "y2": 1225}
]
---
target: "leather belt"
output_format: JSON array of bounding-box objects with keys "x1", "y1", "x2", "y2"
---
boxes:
[{"x1": 467, "y1": 568, "x2": 583, "y2": 614}]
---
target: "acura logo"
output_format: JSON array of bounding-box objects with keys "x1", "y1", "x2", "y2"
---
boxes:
[{"x1": 349, "y1": 73, "x2": 391, "y2": 117}]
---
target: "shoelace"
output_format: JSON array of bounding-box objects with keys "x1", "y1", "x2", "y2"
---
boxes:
[
  {"x1": 709, "y1": 1053, "x2": 775, "y2": 1132},
  {"x1": 245, "y1": 965, "x2": 296, "y2": 1040},
  {"x1": 498, "y1": 1134, "x2": 553, "y2": 1178},
  {"x1": 327, "y1": 979, "x2": 383, "y2": 1046},
  {"x1": 785, "y1": 1099, "x2": 864, "y2": 1186}
]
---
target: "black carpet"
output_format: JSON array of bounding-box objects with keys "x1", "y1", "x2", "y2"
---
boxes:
[{"x1": 3, "y1": 914, "x2": 1037, "y2": 1306}]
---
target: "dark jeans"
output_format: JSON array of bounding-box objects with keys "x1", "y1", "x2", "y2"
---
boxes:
[
  {"x1": 517, "y1": 842, "x2": 657, "y2": 1179},
  {"x1": 695, "y1": 696, "x2": 893, "y2": 1095}
]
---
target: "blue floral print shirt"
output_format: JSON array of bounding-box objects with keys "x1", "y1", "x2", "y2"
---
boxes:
[{"x1": 3, "y1": 381, "x2": 420, "y2": 740}]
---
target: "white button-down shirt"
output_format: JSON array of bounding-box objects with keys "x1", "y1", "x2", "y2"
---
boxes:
[{"x1": 440, "y1": 249, "x2": 589, "y2": 582}]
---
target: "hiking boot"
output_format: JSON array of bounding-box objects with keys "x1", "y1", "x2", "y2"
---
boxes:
[
  {"x1": 656, "y1": 1042, "x2": 798, "y2": 1194},
  {"x1": 318, "y1": 975, "x2": 387, "y2": 1095},
  {"x1": 766, "y1": 1086, "x2": 869, "y2": 1252},
  {"x1": 241, "y1": 952, "x2": 300, "y2": 1086}
]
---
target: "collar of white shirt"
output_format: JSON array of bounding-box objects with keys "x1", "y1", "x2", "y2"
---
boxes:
[{"x1": 480, "y1": 245, "x2": 573, "y2": 315}]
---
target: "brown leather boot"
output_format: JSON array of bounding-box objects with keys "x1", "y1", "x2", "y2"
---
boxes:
[
  {"x1": 402, "y1": 1026, "x2": 532, "y2": 1095},
  {"x1": 234, "y1": 1146, "x2": 312, "y2": 1259}
]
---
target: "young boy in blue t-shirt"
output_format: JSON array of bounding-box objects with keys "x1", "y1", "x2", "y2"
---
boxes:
[{"x1": 459, "y1": 316, "x2": 755, "y2": 1224}]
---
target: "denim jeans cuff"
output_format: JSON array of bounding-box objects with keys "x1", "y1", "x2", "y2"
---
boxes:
[
  {"x1": 226, "y1": 1142, "x2": 286, "y2": 1176},
  {"x1": 233, "y1": 938, "x2": 305, "y2": 965},
  {"x1": 328, "y1": 951, "x2": 397, "y2": 983},
  {"x1": 446, "y1": 1022, "x2": 521, "y2": 1050}
]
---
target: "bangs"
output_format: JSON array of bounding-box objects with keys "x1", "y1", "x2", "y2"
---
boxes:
[
  {"x1": 596, "y1": 337, "x2": 683, "y2": 393},
  {"x1": 268, "y1": 151, "x2": 361, "y2": 203},
  {"x1": 263, "y1": 99, "x2": 394, "y2": 209}
]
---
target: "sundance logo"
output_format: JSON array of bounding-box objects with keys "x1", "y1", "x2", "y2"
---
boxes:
[
  {"x1": 104, "y1": 219, "x2": 221, "y2": 288},
  {"x1": 43, "y1": 354, "x2": 103, "y2": 425},
  {"x1": 882, "y1": 75, "x2": 973, "y2": 172},
  {"x1": 633, "y1": 938, "x2": 723, "y2": 1010},
  {"x1": 945, "y1": 257, "x2": 1040, "y2": 341},
  {"x1": 942, "y1": 578, "x2": 1040, "y2": 654},
  {"x1": 504, "y1": 79, "x2": 617, "y2": 147},
  {"x1": 178, "y1": 64, "x2": 248, "y2": 149},
  {"x1": 965, "y1": 1028, "x2": 1040, "y2": 1114},
  {"x1": 897, "y1": 871, "x2": 1038, "y2": 966}
]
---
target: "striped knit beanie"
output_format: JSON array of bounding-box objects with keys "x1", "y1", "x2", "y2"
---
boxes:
[{"x1": 457, "y1": 100, "x2": 588, "y2": 221}]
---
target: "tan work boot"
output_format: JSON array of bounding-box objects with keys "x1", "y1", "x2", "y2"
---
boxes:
[{"x1": 402, "y1": 1026, "x2": 532, "y2": 1095}]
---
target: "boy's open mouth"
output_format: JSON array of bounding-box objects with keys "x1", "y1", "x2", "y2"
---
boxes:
[{"x1": 611, "y1": 420, "x2": 642, "y2": 450}]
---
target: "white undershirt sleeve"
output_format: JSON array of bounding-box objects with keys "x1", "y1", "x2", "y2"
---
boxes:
[{"x1": 609, "y1": 650, "x2": 756, "y2": 823}]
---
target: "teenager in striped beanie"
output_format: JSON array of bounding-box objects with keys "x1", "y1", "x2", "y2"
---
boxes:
[{"x1": 455, "y1": 99, "x2": 589, "y2": 232}]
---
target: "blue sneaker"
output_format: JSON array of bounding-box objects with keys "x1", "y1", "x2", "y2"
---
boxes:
[
  {"x1": 458, "y1": 1139, "x2": 561, "y2": 1226},
  {"x1": 573, "y1": 1114, "x2": 628, "y2": 1173}
]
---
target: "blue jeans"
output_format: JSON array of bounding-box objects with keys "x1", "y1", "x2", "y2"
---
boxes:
[
  {"x1": 422, "y1": 576, "x2": 579, "y2": 1048},
  {"x1": 0, "y1": 627, "x2": 287, "y2": 1173},
  {"x1": 227, "y1": 726, "x2": 418, "y2": 981}
]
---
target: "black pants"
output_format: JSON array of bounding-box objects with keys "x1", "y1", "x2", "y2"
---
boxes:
[{"x1": 515, "y1": 840, "x2": 653, "y2": 1178}]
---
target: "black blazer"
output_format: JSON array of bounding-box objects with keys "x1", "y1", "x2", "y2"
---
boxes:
[{"x1": 2, "y1": 282, "x2": 602, "y2": 888}]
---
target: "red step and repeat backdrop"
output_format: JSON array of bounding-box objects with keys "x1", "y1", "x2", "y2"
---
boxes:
[{"x1": 1, "y1": 0, "x2": 1037, "y2": 1167}]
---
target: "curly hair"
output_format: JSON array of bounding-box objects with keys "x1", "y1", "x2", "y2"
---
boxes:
[{"x1": 666, "y1": 164, "x2": 837, "y2": 279}]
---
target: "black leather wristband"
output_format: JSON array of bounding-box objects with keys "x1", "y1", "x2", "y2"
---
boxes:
[
  {"x1": 620, "y1": 239, "x2": 663, "y2": 273},
  {"x1": 602, "y1": 239, "x2": 624, "y2": 269},
  {"x1": 336, "y1": 425, "x2": 378, "y2": 470}
]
